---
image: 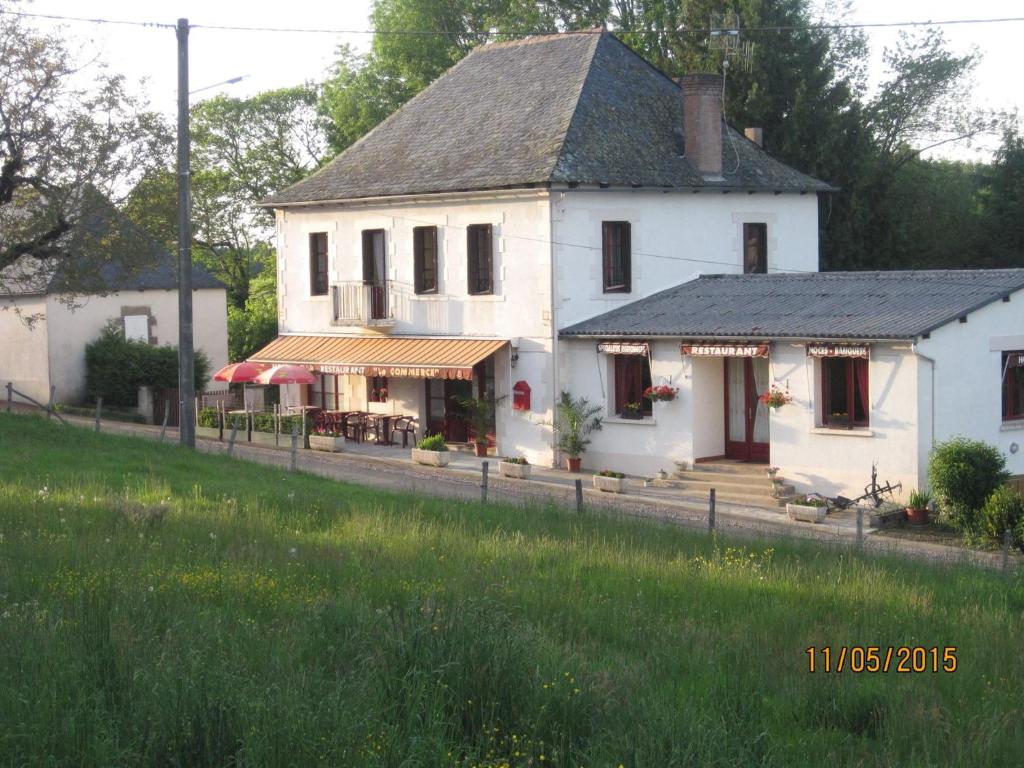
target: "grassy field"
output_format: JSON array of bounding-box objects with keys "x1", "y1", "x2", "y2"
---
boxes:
[{"x1": 1, "y1": 414, "x2": 1022, "y2": 767}]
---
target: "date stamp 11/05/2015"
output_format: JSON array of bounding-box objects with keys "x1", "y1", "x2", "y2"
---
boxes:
[{"x1": 806, "y1": 646, "x2": 958, "y2": 674}]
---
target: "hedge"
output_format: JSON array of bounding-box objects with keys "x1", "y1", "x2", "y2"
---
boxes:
[{"x1": 85, "y1": 325, "x2": 210, "y2": 407}]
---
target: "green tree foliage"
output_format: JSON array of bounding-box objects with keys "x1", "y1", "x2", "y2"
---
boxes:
[
  {"x1": 227, "y1": 262, "x2": 278, "y2": 363},
  {"x1": 980, "y1": 125, "x2": 1024, "y2": 266},
  {"x1": 85, "y1": 325, "x2": 210, "y2": 407}
]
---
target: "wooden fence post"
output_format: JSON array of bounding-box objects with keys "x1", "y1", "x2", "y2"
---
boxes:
[
  {"x1": 481, "y1": 461, "x2": 489, "y2": 503},
  {"x1": 1003, "y1": 529, "x2": 1013, "y2": 574},
  {"x1": 47, "y1": 385, "x2": 55, "y2": 420},
  {"x1": 160, "y1": 402, "x2": 169, "y2": 442},
  {"x1": 708, "y1": 488, "x2": 716, "y2": 533},
  {"x1": 94, "y1": 397, "x2": 102, "y2": 432},
  {"x1": 227, "y1": 419, "x2": 239, "y2": 456},
  {"x1": 856, "y1": 508, "x2": 864, "y2": 550},
  {"x1": 290, "y1": 423, "x2": 299, "y2": 472},
  {"x1": 6, "y1": 382, "x2": 12, "y2": 413},
  {"x1": 574, "y1": 478, "x2": 583, "y2": 512}
]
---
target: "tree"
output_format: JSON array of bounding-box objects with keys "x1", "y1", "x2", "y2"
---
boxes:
[
  {"x1": 125, "y1": 85, "x2": 327, "y2": 307},
  {"x1": 226, "y1": 255, "x2": 278, "y2": 362},
  {"x1": 980, "y1": 123, "x2": 1024, "y2": 266},
  {"x1": 0, "y1": 1, "x2": 168, "y2": 293}
]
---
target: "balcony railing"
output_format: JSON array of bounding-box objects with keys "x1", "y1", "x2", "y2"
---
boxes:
[{"x1": 331, "y1": 281, "x2": 395, "y2": 328}]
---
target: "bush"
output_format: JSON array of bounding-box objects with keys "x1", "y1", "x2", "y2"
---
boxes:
[
  {"x1": 596, "y1": 469, "x2": 625, "y2": 479},
  {"x1": 251, "y1": 413, "x2": 276, "y2": 433},
  {"x1": 85, "y1": 325, "x2": 210, "y2": 407},
  {"x1": 980, "y1": 486, "x2": 1024, "y2": 546},
  {"x1": 928, "y1": 437, "x2": 1009, "y2": 530},
  {"x1": 417, "y1": 434, "x2": 447, "y2": 451},
  {"x1": 197, "y1": 407, "x2": 220, "y2": 428}
]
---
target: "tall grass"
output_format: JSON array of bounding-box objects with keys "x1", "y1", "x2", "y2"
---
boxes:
[{"x1": 1, "y1": 414, "x2": 1022, "y2": 766}]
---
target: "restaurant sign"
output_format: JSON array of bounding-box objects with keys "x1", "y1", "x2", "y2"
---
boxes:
[
  {"x1": 597, "y1": 341, "x2": 649, "y2": 356},
  {"x1": 315, "y1": 364, "x2": 474, "y2": 380},
  {"x1": 806, "y1": 343, "x2": 870, "y2": 359},
  {"x1": 681, "y1": 343, "x2": 769, "y2": 358}
]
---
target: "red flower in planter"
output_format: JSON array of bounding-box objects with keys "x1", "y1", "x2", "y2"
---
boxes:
[
  {"x1": 643, "y1": 384, "x2": 679, "y2": 402},
  {"x1": 759, "y1": 386, "x2": 792, "y2": 409}
]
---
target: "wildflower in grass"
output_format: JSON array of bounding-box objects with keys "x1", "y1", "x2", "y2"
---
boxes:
[
  {"x1": 209, "y1": 532, "x2": 216, "y2": 540},
  {"x1": 289, "y1": 547, "x2": 298, "y2": 557}
]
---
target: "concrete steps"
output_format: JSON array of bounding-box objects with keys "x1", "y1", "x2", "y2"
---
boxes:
[{"x1": 651, "y1": 460, "x2": 796, "y2": 510}]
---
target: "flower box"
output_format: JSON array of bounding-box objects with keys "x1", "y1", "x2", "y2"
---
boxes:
[
  {"x1": 499, "y1": 461, "x2": 531, "y2": 480},
  {"x1": 593, "y1": 475, "x2": 626, "y2": 493},
  {"x1": 309, "y1": 434, "x2": 345, "y2": 453},
  {"x1": 195, "y1": 425, "x2": 221, "y2": 441},
  {"x1": 786, "y1": 502, "x2": 829, "y2": 523},
  {"x1": 412, "y1": 447, "x2": 450, "y2": 467}
]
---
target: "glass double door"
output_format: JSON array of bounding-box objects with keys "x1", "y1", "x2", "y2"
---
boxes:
[{"x1": 725, "y1": 357, "x2": 770, "y2": 462}]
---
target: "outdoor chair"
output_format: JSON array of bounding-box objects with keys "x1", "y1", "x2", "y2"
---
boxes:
[{"x1": 391, "y1": 416, "x2": 418, "y2": 448}]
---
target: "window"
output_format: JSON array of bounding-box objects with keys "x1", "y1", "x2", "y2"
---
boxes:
[
  {"x1": 602, "y1": 221, "x2": 631, "y2": 293},
  {"x1": 361, "y1": 230, "x2": 386, "y2": 285},
  {"x1": 1003, "y1": 351, "x2": 1024, "y2": 421},
  {"x1": 413, "y1": 226, "x2": 438, "y2": 294},
  {"x1": 123, "y1": 314, "x2": 148, "y2": 343},
  {"x1": 467, "y1": 224, "x2": 493, "y2": 295},
  {"x1": 613, "y1": 355, "x2": 652, "y2": 417},
  {"x1": 743, "y1": 223, "x2": 767, "y2": 274},
  {"x1": 821, "y1": 357, "x2": 869, "y2": 427},
  {"x1": 309, "y1": 232, "x2": 329, "y2": 296},
  {"x1": 368, "y1": 376, "x2": 389, "y2": 403},
  {"x1": 311, "y1": 373, "x2": 339, "y2": 410}
]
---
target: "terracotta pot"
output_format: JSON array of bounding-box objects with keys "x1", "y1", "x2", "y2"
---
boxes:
[
  {"x1": 906, "y1": 506, "x2": 929, "y2": 525},
  {"x1": 566, "y1": 457, "x2": 582, "y2": 473},
  {"x1": 474, "y1": 442, "x2": 489, "y2": 457}
]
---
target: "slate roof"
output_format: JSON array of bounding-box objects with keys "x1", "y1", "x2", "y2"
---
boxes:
[
  {"x1": 1, "y1": 191, "x2": 223, "y2": 296},
  {"x1": 559, "y1": 270, "x2": 1024, "y2": 341},
  {"x1": 265, "y1": 29, "x2": 830, "y2": 206}
]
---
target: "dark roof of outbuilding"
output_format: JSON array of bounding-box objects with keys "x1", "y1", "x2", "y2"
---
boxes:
[
  {"x1": 1, "y1": 191, "x2": 224, "y2": 296},
  {"x1": 265, "y1": 29, "x2": 830, "y2": 206},
  {"x1": 559, "y1": 270, "x2": 1024, "y2": 341}
]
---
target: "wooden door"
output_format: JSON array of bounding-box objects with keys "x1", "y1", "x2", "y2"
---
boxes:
[
  {"x1": 424, "y1": 379, "x2": 472, "y2": 441},
  {"x1": 724, "y1": 358, "x2": 770, "y2": 462}
]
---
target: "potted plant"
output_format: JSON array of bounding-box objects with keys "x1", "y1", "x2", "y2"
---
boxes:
[
  {"x1": 499, "y1": 456, "x2": 531, "y2": 480},
  {"x1": 309, "y1": 426, "x2": 345, "y2": 453},
  {"x1": 455, "y1": 395, "x2": 502, "y2": 457},
  {"x1": 828, "y1": 412, "x2": 851, "y2": 429},
  {"x1": 786, "y1": 495, "x2": 829, "y2": 523},
  {"x1": 906, "y1": 489, "x2": 932, "y2": 525},
  {"x1": 593, "y1": 469, "x2": 626, "y2": 493},
  {"x1": 412, "y1": 433, "x2": 450, "y2": 467},
  {"x1": 620, "y1": 402, "x2": 644, "y2": 420},
  {"x1": 759, "y1": 386, "x2": 793, "y2": 410},
  {"x1": 373, "y1": 386, "x2": 388, "y2": 403},
  {"x1": 643, "y1": 384, "x2": 679, "y2": 403},
  {"x1": 555, "y1": 391, "x2": 603, "y2": 472}
]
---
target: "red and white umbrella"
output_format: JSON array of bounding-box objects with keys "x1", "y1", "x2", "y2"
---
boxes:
[
  {"x1": 213, "y1": 361, "x2": 270, "y2": 383},
  {"x1": 253, "y1": 364, "x2": 317, "y2": 386}
]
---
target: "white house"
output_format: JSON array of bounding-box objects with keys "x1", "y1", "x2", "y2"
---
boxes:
[
  {"x1": 0, "y1": 199, "x2": 228, "y2": 407},
  {"x1": 253, "y1": 29, "x2": 829, "y2": 465},
  {"x1": 559, "y1": 270, "x2": 1024, "y2": 496}
]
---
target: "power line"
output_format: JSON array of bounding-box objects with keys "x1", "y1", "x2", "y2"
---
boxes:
[{"x1": 3, "y1": 8, "x2": 1024, "y2": 37}]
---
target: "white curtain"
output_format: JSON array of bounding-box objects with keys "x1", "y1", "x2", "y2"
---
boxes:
[
  {"x1": 728, "y1": 359, "x2": 746, "y2": 442},
  {"x1": 752, "y1": 357, "x2": 770, "y2": 444}
]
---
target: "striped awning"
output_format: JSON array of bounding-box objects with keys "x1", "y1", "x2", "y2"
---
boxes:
[{"x1": 249, "y1": 335, "x2": 507, "y2": 380}]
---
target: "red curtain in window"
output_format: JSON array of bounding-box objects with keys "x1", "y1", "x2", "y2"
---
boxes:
[
  {"x1": 854, "y1": 358, "x2": 869, "y2": 422},
  {"x1": 614, "y1": 357, "x2": 630, "y2": 415}
]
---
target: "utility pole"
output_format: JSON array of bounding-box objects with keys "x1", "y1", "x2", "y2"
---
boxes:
[{"x1": 176, "y1": 17, "x2": 195, "y2": 448}]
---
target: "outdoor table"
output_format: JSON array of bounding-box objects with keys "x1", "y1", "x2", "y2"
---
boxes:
[{"x1": 363, "y1": 413, "x2": 394, "y2": 445}]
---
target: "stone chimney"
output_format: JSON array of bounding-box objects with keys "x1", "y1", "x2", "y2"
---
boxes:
[
  {"x1": 744, "y1": 127, "x2": 763, "y2": 147},
  {"x1": 679, "y1": 73, "x2": 723, "y2": 178}
]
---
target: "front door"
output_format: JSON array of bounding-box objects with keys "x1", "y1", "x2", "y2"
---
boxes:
[
  {"x1": 425, "y1": 379, "x2": 472, "y2": 441},
  {"x1": 724, "y1": 357, "x2": 770, "y2": 462}
]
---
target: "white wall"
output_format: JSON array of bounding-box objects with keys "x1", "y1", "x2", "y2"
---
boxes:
[
  {"x1": 917, "y1": 289, "x2": 1024, "y2": 480},
  {"x1": 275, "y1": 192, "x2": 556, "y2": 460},
  {"x1": 767, "y1": 343, "x2": 922, "y2": 499},
  {"x1": 45, "y1": 288, "x2": 229, "y2": 404},
  {"x1": 551, "y1": 190, "x2": 820, "y2": 329},
  {"x1": 0, "y1": 296, "x2": 51, "y2": 404}
]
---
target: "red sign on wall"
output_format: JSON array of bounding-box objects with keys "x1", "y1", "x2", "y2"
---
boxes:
[{"x1": 512, "y1": 380, "x2": 531, "y2": 411}]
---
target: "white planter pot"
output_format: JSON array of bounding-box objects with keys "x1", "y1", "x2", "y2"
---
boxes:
[
  {"x1": 309, "y1": 434, "x2": 345, "y2": 453},
  {"x1": 412, "y1": 448, "x2": 450, "y2": 467},
  {"x1": 786, "y1": 502, "x2": 828, "y2": 523},
  {"x1": 499, "y1": 461, "x2": 531, "y2": 480},
  {"x1": 593, "y1": 475, "x2": 626, "y2": 493}
]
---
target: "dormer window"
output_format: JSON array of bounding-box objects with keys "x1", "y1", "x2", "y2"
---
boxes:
[{"x1": 602, "y1": 221, "x2": 631, "y2": 293}]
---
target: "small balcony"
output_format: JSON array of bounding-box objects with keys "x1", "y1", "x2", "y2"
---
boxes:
[{"x1": 331, "y1": 281, "x2": 396, "y2": 328}]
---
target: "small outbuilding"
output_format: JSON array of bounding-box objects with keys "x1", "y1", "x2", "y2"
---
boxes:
[{"x1": 559, "y1": 269, "x2": 1024, "y2": 496}]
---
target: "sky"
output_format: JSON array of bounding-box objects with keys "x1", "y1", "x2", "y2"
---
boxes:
[{"x1": 15, "y1": 0, "x2": 1024, "y2": 161}]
